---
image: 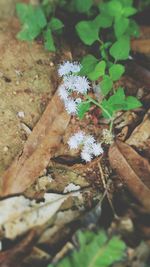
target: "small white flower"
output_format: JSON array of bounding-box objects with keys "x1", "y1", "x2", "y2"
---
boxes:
[
  {"x1": 75, "y1": 98, "x2": 82, "y2": 104},
  {"x1": 63, "y1": 75, "x2": 76, "y2": 90},
  {"x1": 81, "y1": 150, "x2": 92, "y2": 162},
  {"x1": 58, "y1": 84, "x2": 69, "y2": 101},
  {"x1": 74, "y1": 76, "x2": 90, "y2": 94},
  {"x1": 68, "y1": 131, "x2": 85, "y2": 149},
  {"x1": 64, "y1": 98, "x2": 77, "y2": 114},
  {"x1": 58, "y1": 61, "x2": 81, "y2": 77},
  {"x1": 84, "y1": 135, "x2": 95, "y2": 147},
  {"x1": 68, "y1": 132, "x2": 104, "y2": 162},
  {"x1": 92, "y1": 143, "x2": 103, "y2": 156}
]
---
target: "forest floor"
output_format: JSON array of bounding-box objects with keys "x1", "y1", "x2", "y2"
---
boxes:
[{"x1": 0, "y1": 1, "x2": 150, "y2": 267}]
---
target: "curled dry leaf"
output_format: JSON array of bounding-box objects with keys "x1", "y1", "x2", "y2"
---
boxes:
[
  {"x1": 0, "y1": 193, "x2": 71, "y2": 240},
  {"x1": 131, "y1": 26, "x2": 150, "y2": 55},
  {"x1": 126, "y1": 112, "x2": 150, "y2": 157},
  {"x1": 1, "y1": 92, "x2": 70, "y2": 196},
  {"x1": 0, "y1": 230, "x2": 37, "y2": 267},
  {"x1": 109, "y1": 141, "x2": 150, "y2": 212}
]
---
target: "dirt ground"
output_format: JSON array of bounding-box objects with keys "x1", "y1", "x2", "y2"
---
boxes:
[{"x1": 0, "y1": 16, "x2": 56, "y2": 176}]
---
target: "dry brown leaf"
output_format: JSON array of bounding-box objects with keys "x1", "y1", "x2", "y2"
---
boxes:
[
  {"x1": 131, "y1": 26, "x2": 150, "y2": 54},
  {"x1": 126, "y1": 112, "x2": 150, "y2": 157},
  {"x1": 0, "y1": 230, "x2": 37, "y2": 267},
  {"x1": 1, "y1": 92, "x2": 70, "y2": 196},
  {"x1": 109, "y1": 141, "x2": 150, "y2": 212}
]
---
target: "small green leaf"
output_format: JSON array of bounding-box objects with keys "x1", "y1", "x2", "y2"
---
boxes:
[
  {"x1": 76, "y1": 20, "x2": 99, "y2": 45},
  {"x1": 101, "y1": 75, "x2": 113, "y2": 95},
  {"x1": 80, "y1": 55, "x2": 98, "y2": 76},
  {"x1": 44, "y1": 28, "x2": 55, "y2": 52},
  {"x1": 109, "y1": 64, "x2": 125, "y2": 81},
  {"x1": 125, "y1": 96, "x2": 142, "y2": 110},
  {"x1": 88, "y1": 61, "x2": 106, "y2": 81},
  {"x1": 101, "y1": 87, "x2": 126, "y2": 118},
  {"x1": 74, "y1": 0, "x2": 93, "y2": 13},
  {"x1": 49, "y1": 17, "x2": 64, "y2": 31},
  {"x1": 107, "y1": 0, "x2": 123, "y2": 17},
  {"x1": 94, "y1": 14, "x2": 113, "y2": 28},
  {"x1": 16, "y1": 4, "x2": 47, "y2": 41},
  {"x1": 123, "y1": 6, "x2": 137, "y2": 17},
  {"x1": 16, "y1": 3, "x2": 28, "y2": 23},
  {"x1": 128, "y1": 19, "x2": 140, "y2": 37},
  {"x1": 114, "y1": 17, "x2": 129, "y2": 38},
  {"x1": 109, "y1": 35, "x2": 130, "y2": 60},
  {"x1": 77, "y1": 102, "x2": 91, "y2": 119}
]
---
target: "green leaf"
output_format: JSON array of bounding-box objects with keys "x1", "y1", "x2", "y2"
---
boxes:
[
  {"x1": 109, "y1": 64, "x2": 125, "y2": 81},
  {"x1": 74, "y1": 0, "x2": 93, "y2": 13},
  {"x1": 123, "y1": 6, "x2": 137, "y2": 17},
  {"x1": 101, "y1": 87, "x2": 126, "y2": 118},
  {"x1": 16, "y1": 3, "x2": 28, "y2": 23},
  {"x1": 80, "y1": 54, "x2": 98, "y2": 76},
  {"x1": 44, "y1": 28, "x2": 55, "y2": 52},
  {"x1": 76, "y1": 20, "x2": 99, "y2": 45},
  {"x1": 88, "y1": 61, "x2": 106, "y2": 81},
  {"x1": 77, "y1": 102, "x2": 91, "y2": 119},
  {"x1": 101, "y1": 75, "x2": 113, "y2": 95},
  {"x1": 107, "y1": 0, "x2": 123, "y2": 17},
  {"x1": 49, "y1": 17, "x2": 64, "y2": 31},
  {"x1": 94, "y1": 14, "x2": 113, "y2": 28},
  {"x1": 125, "y1": 96, "x2": 142, "y2": 110},
  {"x1": 128, "y1": 19, "x2": 140, "y2": 37},
  {"x1": 114, "y1": 17, "x2": 129, "y2": 38},
  {"x1": 109, "y1": 35, "x2": 130, "y2": 60},
  {"x1": 101, "y1": 88, "x2": 142, "y2": 118},
  {"x1": 49, "y1": 230, "x2": 126, "y2": 267},
  {"x1": 16, "y1": 4, "x2": 47, "y2": 41}
]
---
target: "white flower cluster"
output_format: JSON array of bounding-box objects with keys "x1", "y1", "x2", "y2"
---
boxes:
[
  {"x1": 58, "y1": 61, "x2": 90, "y2": 115},
  {"x1": 68, "y1": 131, "x2": 103, "y2": 162}
]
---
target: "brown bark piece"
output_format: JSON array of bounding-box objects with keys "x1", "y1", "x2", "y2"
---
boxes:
[
  {"x1": 1, "y1": 93, "x2": 70, "y2": 196},
  {"x1": 109, "y1": 141, "x2": 150, "y2": 212}
]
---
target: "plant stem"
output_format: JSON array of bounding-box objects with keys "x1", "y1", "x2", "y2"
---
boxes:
[{"x1": 86, "y1": 95, "x2": 113, "y2": 132}]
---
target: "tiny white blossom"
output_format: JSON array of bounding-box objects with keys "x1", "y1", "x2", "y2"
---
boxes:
[
  {"x1": 74, "y1": 76, "x2": 90, "y2": 94},
  {"x1": 84, "y1": 135, "x2": 95, "y2": 147},
  {"x1": 92, "y1": 143, "x2": 103, "y2": 156},
  {"x1": 63, "y1": 75, "x2": 77, "y2": 91},
  {"x1": 68, "y1": 131, "x2": 85, "y2": 149},
  {"x1": 75, "y1": 98, "x2": 82, "y2": 104},
  {"x1": 64, "y1": 98, "x2": 77, "y2": 114},
  {"x1": 58, "y1": 61, "x2": 81, "y2": 77},
  {"x1": 81, "y1": 150, "x2": 92, "y2": 162},
  {"x1": 58, "y1": 84, "x2": 69, "y2": 101}
]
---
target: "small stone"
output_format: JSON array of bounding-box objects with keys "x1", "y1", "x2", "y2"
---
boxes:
[
  {"x1": 3, "y1": 146, "x2": 9, "y2": 152},
  {"x1": 17, "y1": 111, "x2": 25, "y2": 118},
  {"x1": 50, "y1": 62, "x2": 54, "y2": 67}
]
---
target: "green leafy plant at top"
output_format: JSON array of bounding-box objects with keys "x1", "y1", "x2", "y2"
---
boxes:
[
  {"x1": 16, "y1": 0, "x2": 142, "y2": 132},
  {"x1": 75, "y1": 0, "x2": 141, "y2": 128},
  {"x1": 48, "y1": 229, "x2": 127, "y2": 267},
  {"x1": 16, "y1": 3, "x2": 64, "y2": 51}
]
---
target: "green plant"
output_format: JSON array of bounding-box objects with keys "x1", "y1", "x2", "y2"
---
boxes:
[
  {"x1": 16, "y1": 3, "x2": 64, "y2": 51},
  {"x1": 48, "y1": 229, "x2": 127, "y2": 267},
  {"x1": 16, "y1": 0, "x2": 142, "y2": 132},
  {"x1": 75, "y1": 0, "x2": 141, "y2": 128}
]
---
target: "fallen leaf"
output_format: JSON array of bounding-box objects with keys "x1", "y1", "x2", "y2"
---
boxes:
[
  {"x1": 1, "y1": 92, "x2": 70, "y2": 196},
  {"x1": 0, "y1": 230, "x2": 37, "y2": 267},
  {"x1": 126, "y1": 111, "x2": 150, "y2": 157},
  {"x1": 131, "y1": 26, "x2": 150, "y2": 54},
  {"x1": 0, "y1": 193, "x2": 69, "y2": 239},
  {"x1": 109, "y1": 141, "x2": 150, "y2": 212}
]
